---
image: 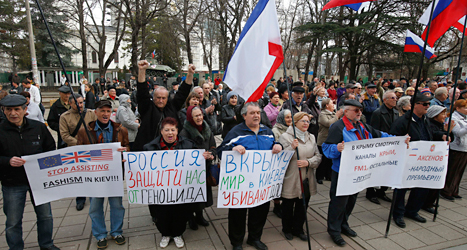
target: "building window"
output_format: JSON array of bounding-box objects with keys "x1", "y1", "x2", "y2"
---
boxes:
[
  {"x1": 114, "y1": 52, "x2": 119, "y2": 63},
  {"x1": 92, "y1": 51, "x2": 97, "y2": 64}
]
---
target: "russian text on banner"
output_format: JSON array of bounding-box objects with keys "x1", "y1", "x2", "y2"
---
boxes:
[
  {"x1": 123, "y1": 150, "x2": 207, "y2": 205},
  {"x1": 398, "y1": 141, "x2": 449, "y2": 189},
  {"x1": 23, "y1": 143, "x2": 124, "y2": 205},
  {"x1": 218, "y1": 150, "x2": 294, "y2": 208},
  {"x1": 337, "y1": 136, "x2": 407, "y2": 196},
  {"x1": 337, "y1": 136, "x2": 449, "y2": 196}
]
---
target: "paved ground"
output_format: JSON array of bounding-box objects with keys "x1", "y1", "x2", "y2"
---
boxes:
[
  {"x1": 2, "y1": 174, "x2": 467, "y2": 250},
  {"x1": 1, "y1": 105, "x2": 467, "y2": 249}
]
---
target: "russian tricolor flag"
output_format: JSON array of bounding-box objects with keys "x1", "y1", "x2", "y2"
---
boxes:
[
  {"x1": 418, "y1": 0, "x2": 467, "y2": 47},
  {"x1": 322, "y1": 0, "x2": 375, "y2": 11},
  {"x1": 404, "y1": 30, "x2": 437, "y2": 60},
  {"x1": 223, "y1": 0, "x2": 283, "y2": 102},
  {"x1": 345, "y1": 2, "x2": 370, "y2": 11}
]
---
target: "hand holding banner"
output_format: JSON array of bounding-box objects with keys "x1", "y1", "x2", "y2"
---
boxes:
[
  {"x1": 218, "y1": 150, "x2": 294, "y2": 208},
  {"x1": 23, "y1": 143, "x2": 124, "y2": 205}
]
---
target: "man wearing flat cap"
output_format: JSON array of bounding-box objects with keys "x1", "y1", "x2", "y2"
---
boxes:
[
  {"x1": 322, "y1": 99, "x2": 403, "y2": 246},
  {"x1": 362, "y1": 83, "x2": 380, "y2": 124},
  {"x1": 0, "y1": 95, "x2": 60, "y2": 250},
  {"x1": 281, "y1": 82, "x2": 312, "y2": 115},
  {"x1": 390, "y1": 94, "x2": 442, "y2": 228},
  {"x1": 76, "y1": 100, "x2": 129, "y2": 249},
  {"x1": 47, "y1": 85, "x2": 72, "y2": 148}
]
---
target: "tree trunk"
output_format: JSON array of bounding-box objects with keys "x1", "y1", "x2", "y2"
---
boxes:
[{"x1": 78, "y1": 0, "x2": 87, "y2": 77}]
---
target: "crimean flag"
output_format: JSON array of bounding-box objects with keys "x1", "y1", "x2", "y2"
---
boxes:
[
  {"x1": 322, "y1": 0, "x2": 375, "y2": 11},
  {"x1": 453, "y1": 16, "x2": 466, "y2": 32},
  {"x1": 404, "y1": 30, "x2": 437, "y2": 60},
  {"x1": 345, "y1": 2, "x2": 370, "y2": 11},
  {"x1": 222, "y1": 0, "x2": 283, "y2": 102},
  {"x1": 418, "y1": 0, "x2": 467, "y2": 47}
]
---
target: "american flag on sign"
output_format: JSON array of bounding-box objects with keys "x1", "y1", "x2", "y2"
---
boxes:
[
  {"x1": 90, "y1": 149, "x2": 113, "y2": 161},
  {"x1": 61, "y1": 151, "x2": 91, "y2": 165}
]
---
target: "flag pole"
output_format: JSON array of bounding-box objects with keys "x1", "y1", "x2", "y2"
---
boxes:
[
  {"x1": 33, "y1": 0, "x2": 94, "y2": 144},
  {"x1": 434, "y1": 16, "x2": 467, "y2": 222},
  {"x1": 385, "y1": 0, "x2": 436, "y2": 238},
  {"x1": 283, "y1": 61, "x2": 312, "y2": 250}
]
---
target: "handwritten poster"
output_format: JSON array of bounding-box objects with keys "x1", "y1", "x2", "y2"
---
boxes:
[
  {"x1": 23, "y1": 143, "x2": 124, "y2": 205},
  {"x1": 337, "y1": 136, "x2": 448, "y2": 196},
  {"x1": 123, "y1": 149, "x2": 206, "y2": 205},
  {"x1": 218, "y1": 150, "x2": 294, "y2": 208}
]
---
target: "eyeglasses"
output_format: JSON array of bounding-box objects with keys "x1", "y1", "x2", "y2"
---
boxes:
[
  {"x1": 298, "y1": 120, "x2": 310, "y2": 124},
  {"x1": 357, "y1": 88, "x2": 362, "y2": 89},
  {"x1": 416, "y1": 102, "x2": 430, "y2": 106},
  {"x1": 350, "y1": 108, "x2": 363, "y2": 113},
  {"x1": 387, "y1": 96, "x2": 397, "y2": 100}
]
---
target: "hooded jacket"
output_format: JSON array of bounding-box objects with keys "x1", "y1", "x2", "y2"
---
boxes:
[{"x1": 116, "y1": 94, "x2": 139, "y2": 142}]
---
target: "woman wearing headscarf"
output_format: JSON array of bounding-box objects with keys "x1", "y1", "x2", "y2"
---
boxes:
[
  {"x1": 221, "y1": 91, "x2": 240, "y2": 138},
  {"x1": 279, "y1": 112, "x2": 321, "y2": 241},
  {"x1": 179, "y1": 106, "x2": 216, "y2": 230},
  {"x1": 144, "y1": 117, "x2": 197, "y2": 249},
  {"x1": 422, "y1": 105, "x2": 454, "y2": 212},
  {"x1": 442, "y1": 100, "x2": 467, "y2": 201},
  {"x1": 272, "y1": 109, "x2": 292, "y2": 140},
  {"x1": 316, "y1": 99, "x2": 343, "y2": 184},
  {"x1": 264, "y1": 91, "x2": 281, "y2": 126},
  {"x1": 116, "y1": 94, "x2": 139, "y2": 149}
]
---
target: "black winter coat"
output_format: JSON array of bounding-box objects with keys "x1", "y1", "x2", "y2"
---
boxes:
[
  {"x1": 0, "y1": 118, "x2": 56, "y2": 186},
  {"x1": 221, "y1": 104, "x2": 240, "y2": 138},
  {"x1": 47, "y1": 98, "x2": 70, "y2": 148},
  {"x1": 132, "y1": 80, "x2": 191, "y2": 151},
  {"x1": 370, "y1": 104, "x2": 399, "y2": 133},
  {"x1": 389, "y1": 112, "x2": 433, "y2": 141}
]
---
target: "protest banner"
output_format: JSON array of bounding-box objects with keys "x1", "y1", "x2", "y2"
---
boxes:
[
  {"x1": 23, "y1": 143, "x2": 124, "y2": 205},
  {"x1": 399, "y1": 141, "x2": 449, "y2": 189},
  {"x1": 337, "y1": 136, "x2": 407, "y2": 196},
  {"x1": 123, "y1": 149, "x2": 206, "y2": 205},
  {"x1": 337, "y1": 136, "x2": 449, "y2": 196},
  {"x1": 217, "y1": 150, "x2": 294, "y2": 208}
]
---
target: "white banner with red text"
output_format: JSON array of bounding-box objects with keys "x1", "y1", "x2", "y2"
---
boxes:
[
  {"x1": 123, "y1": 149, "x2": 207, "y2": 205},
  {"x1": 337, "y1": 136, "x2": 448, "y2": 196},
  {"x1": 23, "y1": 143, "x2": 124, "y2": 205},
  {"x1": 217, "y1": 150, "x2": 294, "y2": 208}
]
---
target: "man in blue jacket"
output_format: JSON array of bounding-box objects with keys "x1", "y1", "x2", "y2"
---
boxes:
[
  {"x1": 322, "y1": 100, "x2": 394, "y2": 246},
  {"x1": 362, "y1": 83, "x2": 380, "y2": 124},
  {"x1": 218, "y1": 102, "x2": 282, "y2": 250}
]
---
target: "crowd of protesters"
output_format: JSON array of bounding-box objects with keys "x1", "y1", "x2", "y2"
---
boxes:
[{"x1": 2, "y1": 64, "x2": 467, "y2": 250}]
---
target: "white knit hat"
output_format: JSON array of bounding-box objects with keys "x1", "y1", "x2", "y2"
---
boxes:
[{"x1": 426, "y1": 105, "x2": 446, "y2": 119}]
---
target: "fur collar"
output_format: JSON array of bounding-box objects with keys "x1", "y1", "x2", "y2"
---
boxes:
[{"x1": 183, "y1": 120, "x2": 211, "y2": 144}]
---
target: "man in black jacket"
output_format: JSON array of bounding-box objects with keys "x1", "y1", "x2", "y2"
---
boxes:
[
  {"x1": 389, "y1": 94, "x2": 433, "y2": 228},
  {"x1": 366, "y1": 90, "x2": 399, "y2": 204},
  {"x1": 0, "y1": 95, "x2": 59, "y2": 250},
  {"x1": 132, "y1": 60, "x2": 194, "y2": 151},
  {"x1": 47, "y1": 86, "x2": 71, "y2": 148}
]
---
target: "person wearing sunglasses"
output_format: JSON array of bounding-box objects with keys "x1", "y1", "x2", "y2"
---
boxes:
[
  {"x1": 389, "y1": 94, "x2": 440, "y2": 229},
  {"x1": 365, "y1": 91, "x2": 399, "y2": 205},
  {"x1": 322, "y1": 99, "x2": 397, "y2": 247}
]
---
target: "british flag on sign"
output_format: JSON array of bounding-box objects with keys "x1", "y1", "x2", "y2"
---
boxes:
[{"x1": 61, "y1": 151, "x2": 91, "y2": 165}]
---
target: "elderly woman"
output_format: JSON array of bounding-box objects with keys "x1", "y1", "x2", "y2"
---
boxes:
[
  {"x1": 102, "y1": 87, "x2": 119, "y2": 112},
  {"x1": 179, "y1": 106, "x2": 216, "y2": 230},
  {"x1": 316, "y1": 99, "x2": 343, "y2": 183},
  {"x1": 144, "y1": 117, "x2": 197, "y2": 249},
  {"x1": 442, "y1": 100, "x2": 467, "y2": 201},
  {"x1": 422, "y1": 105, "x2": 454, "y2": 212},
  {"x1": 221, "y1": 91, "x2": 241, "y2": 138},
  {"x1": 178, "y1": 92, "x2": 201, "y2": 125},
  {"x1": 272, "y1": 109, "x2": 292, "y2": 139},
  {"x1": 315, "y1": 87, "x2": 327, "y2": 109},
  {"x1": 264, "y1": 91, "x2": 281, "y2": 126},
  {"x1": 279, "y1": 112, "x2": 322, "y2": 241},
  {"x1": 116, "y1": 94, "x2": 139, "y2": 149},
  {"x1": 396, "y1": 96, "x2": 411, "y2": 116}
]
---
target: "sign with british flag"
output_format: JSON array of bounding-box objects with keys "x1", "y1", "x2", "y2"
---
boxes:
[{"x1": 23, "y1": 143, "x2": 124, "y2": 205}]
